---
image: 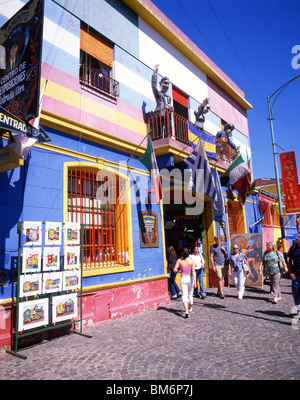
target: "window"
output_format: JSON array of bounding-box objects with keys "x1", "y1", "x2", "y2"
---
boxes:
[
  {"x1": 80, "y1": 23, "x2": 119, "y2": 97},
  {"x1": 67, "y1": 167, "x2": 130, "y2": 272}
]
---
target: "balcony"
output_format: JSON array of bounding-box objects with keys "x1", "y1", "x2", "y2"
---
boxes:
[
  {"x1": 147, "y1": 109, "x2": 238, "y2": 164},
  {"x1": 147, "y1": 108, "x2": 189, "y2": 145},
  {"x1": 80, "y1": 64, "x2": 119, "y2": 98}
]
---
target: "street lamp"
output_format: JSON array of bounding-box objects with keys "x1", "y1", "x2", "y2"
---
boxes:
[{"x1": 267, "y1": 74, "x2": 300, "y2": 255}]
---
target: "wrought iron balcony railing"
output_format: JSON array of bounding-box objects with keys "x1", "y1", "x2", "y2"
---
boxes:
[
  {"x1": 80, "y1": 64, "x2": 119, "y2": 98},
  {"x1": 147, "y1": 108, "x2": 189, "y2": 145}
]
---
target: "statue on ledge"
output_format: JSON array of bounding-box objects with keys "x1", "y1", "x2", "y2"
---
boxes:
[
  {"x1": 194, "y1": 97, "x2": 210, "y2": 130},
  {"x1": 151, "y1": 64, "x2": 172, "y2": 116},
  {"x1": 216, "y1": 123, "x2": 239, "y2": 151}
]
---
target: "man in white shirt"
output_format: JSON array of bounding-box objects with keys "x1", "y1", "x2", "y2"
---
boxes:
[{"x1": 190, "y1": 246, "x2": 206, "y2": 299}]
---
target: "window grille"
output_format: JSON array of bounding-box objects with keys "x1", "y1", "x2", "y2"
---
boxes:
[{"x1": 68, "y1": 168, "x2": 129, "y2": 271}]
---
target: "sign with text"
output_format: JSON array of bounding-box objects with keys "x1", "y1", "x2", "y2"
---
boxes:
[
  {"x1": 139, "y1": 211, "x2": 159, "y2": 247},
  {"x1": 0, "y1": 0, "x2": 44, "y2": 121},
  {"x1": 279, "y1": 150, "x2": 300, "y2": 214}
]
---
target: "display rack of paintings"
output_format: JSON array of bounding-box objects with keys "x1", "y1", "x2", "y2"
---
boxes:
[{"x1": 6, "y1": 221, "x2": 92, "y2": 360}]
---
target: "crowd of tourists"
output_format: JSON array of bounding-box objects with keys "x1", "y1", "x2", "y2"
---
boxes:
[{"x1": 166, "y1": 233, "x2": 300, "y2": 319}]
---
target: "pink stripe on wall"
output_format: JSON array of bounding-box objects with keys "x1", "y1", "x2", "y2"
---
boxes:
[
  {"x1": 207, "y1": 77, "x2": 249, "y2": 137},
  {"x1": 41, "y1": 62, "x2": 145, "y2": 124},
  {"x1": 43, "y1": 95, "x2": 146, "y2": 145}
]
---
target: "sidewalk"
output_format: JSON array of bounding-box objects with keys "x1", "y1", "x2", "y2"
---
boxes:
[{"x1": 0, "y1": 276, "x2": 299, "y2": 381}]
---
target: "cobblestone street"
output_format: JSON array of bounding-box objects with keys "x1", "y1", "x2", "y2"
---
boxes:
[{"x1": 0, "y1": 277, "x2": 299, "y2": 382}]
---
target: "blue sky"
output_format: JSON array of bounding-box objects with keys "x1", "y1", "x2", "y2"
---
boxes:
[{"x1": 151, "y1": 0, "x2": 300, "y2": 181}]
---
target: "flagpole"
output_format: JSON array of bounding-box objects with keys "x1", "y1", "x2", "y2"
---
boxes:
[{"x1": 126, "y1": 134, "x2": 148, "y2": 164}]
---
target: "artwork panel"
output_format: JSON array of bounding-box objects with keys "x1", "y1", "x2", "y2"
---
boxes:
[
  {"x1": 63, "y1": 270, "x2": 81, "y2": 291},
  {"x1": 19, "y1": 273, "x2": 42, "y2": 297},
  {"x1": 18, "y1": 298, "x2": 49, "y2": 332},
  {"x1": 51, "y1": 293, "x2": 78, "y2": 323},
  {"x1": 22, "y1": 247, "x2": 42, "y2": 273},
  {"x1": 64, "y1": 222, "x2": 80, "y2": 245},
  {"x1": 45, "y1": 222, "x2": 62, "y2": 245},
  {"x1": 64, "y1": 246, "x2": 80, "y2": 270},
  {"x1": 22, "y1": 221, "x2": 42, "y2": 246},
  {"x1": 43, "y1": 247, "x2": 61, "y2": 271},
  {"x1": 42, "y1": 272, "x2": 63, "y2": 294}
]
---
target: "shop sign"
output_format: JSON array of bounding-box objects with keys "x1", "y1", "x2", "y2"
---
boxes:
[
  {"x1": 139, "y1": 211, "x2": 159, "y2": 247},
  {"x1": 279, "y1": 150, "x2": 300, "y2": 214},
  {"x1": 0, "y1": 0, "x2": 44, "y2": 121}
]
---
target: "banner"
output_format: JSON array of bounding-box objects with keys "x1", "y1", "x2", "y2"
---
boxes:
[
  {"x1": 188, "y1": 122, "x2": 218, "y2": 160},
  {"x1": 0, "y1": 0, "x2": 44, "y2": 121},
  {"x1": 0, "y1": 105, "x2": 51, "y2": 142},
  {"x1": 279, "y1": 150, "x2": 300, "y2": 214}
]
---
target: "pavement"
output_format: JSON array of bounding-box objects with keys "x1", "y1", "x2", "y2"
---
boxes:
[{"x1": 0, "y1": 276, "x2": 299, "y2": 383}]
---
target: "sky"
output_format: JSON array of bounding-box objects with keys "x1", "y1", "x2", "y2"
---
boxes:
[{"x1": 151, "y1": 0, "x2": 300, "y2": 181}]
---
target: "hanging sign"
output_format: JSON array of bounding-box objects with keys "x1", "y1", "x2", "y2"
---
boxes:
[
  {"x1": 139, "y1": 211, "x2": 159, "y2": 247},
  {"x1": 0, "y1": 0, "x2": 44, "y2": 121},
  {"x1": 279, "y1": 150, "x2": 300, "y2": 214},
  {"x1": 0, "y1": 105, "x2": 51, "y2": 142}
]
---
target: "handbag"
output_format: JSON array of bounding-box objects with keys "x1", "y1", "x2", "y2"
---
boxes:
[{"x1": 276, "y1": 250, "x2": 285, "y2": 271}]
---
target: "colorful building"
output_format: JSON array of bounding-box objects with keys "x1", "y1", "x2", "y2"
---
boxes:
[{"x1": 0, "y1": 0, "x2": 268, "y2": 350}]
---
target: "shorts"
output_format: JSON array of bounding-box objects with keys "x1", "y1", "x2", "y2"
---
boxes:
[{"x1": 215, "y1": 265, "x2": 226, "y2": 279}]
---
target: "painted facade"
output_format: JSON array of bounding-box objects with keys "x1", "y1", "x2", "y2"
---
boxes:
[{"x1": 0, "y1": 0, "x2": 267, "y2": 351}]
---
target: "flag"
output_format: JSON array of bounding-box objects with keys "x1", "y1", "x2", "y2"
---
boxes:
[
  {"x1": 188, "y1": 122, "x2": 218, "y2": 160},
  {"x1": 212, "y1": 167, "x2": 225, "y2": 216},
  {"x1": 224, "y1": 155, "x2": 251, "y2": 204},
  {"x1": 8, "y1": 134, "x2": 37, "y2": 160},
  {"x1": 138, "y1": 136, "x2": 163, "y2": 204},
  {"x1": 184, "y1": 137, "x2": 216, "y2": 199},
  {"x1": 246, "y1": 180, "x2": 257, "y2": 197}
]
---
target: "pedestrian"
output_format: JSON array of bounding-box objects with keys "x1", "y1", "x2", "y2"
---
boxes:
[
  {"x1": 259, "y1": 241, "x2": 288, "y2": 303},
  {"x1": 174, "y1": 248, "x2": 196, "y2": 318},
  {"x1": 287, "y1": 233, "x2": 300, "y2": 314},
  {"x1": 166, "y1": 246, "x2": 182, "y2": 300},
  {"x1": 210, "y1": 235, "x2": 227, "y2": 298},
  {"x1": 228, "y1": 244, "x2": 249, "y2": 300},
  {"x1": 189, "y1": 246, "x2": 206, "y2": 299}
]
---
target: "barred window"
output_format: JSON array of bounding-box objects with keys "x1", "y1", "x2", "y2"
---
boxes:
[{"x1": 67, "y1": 167, "x2": 129, "y2": 272}]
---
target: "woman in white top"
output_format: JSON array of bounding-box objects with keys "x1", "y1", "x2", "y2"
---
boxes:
[{"x1": 189, "y1": 246, "x2": 206, "y2": 299}]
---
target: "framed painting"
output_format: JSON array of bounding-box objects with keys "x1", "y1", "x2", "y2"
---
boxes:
[
  {"x1": 22, "y1": 221, "x2": 42, "y2": 246},
  {"x1": 19, "y1": 274, "x2": 42, "y2": 297},
  {"x1": 139, "y1": 211, "x2": 159, "y2": 248},
  {"x1": 43, "y1": 247, "x2": 60, "y2": 272},
  {"x1": 22, "y1": 247, "x2": 42, "y2": 273},
  {"x1": 42, "y1": 272, "x2": 63, "y2": 294},
  {"x1": 45, "y1": 222, "x2": 62, "y2": 246},
  {"x1": 64, "y1": 222, "x2": 80, "y2": 245},
  {"x1": 18, "y1": 298, "x2": 49, "y2": 332},
  {"x1": 51, "y1": 293, "x2": 78, "y2": 323},
  {"x1": 64, "y1": 246, "x2": 80, "y2": 270},
  {"x1": 63, "y1": 270, "x2": 81, "y2": 291}
]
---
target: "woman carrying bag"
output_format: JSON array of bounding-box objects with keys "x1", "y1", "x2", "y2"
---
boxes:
[{"x1": 259, "y1": 241, "x2": 288, "y2": 303}]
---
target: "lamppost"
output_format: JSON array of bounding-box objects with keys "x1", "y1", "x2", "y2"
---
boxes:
[{"x1": 267, "y1": 74, "x2": 300, "y2": 255}]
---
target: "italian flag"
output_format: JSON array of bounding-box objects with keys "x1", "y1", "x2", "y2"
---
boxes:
[
  {"x1": 138, "y1": 136, "x2": 163, "y2": 204},
  {"x1": 224, "y1": 155, "x2": 251, "y2": 204}
]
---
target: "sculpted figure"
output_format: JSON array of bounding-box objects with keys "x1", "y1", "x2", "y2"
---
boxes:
[
  {"x1": 194, "y1": 97, "x2": 210, "y2": 130},
  {"x1": 216, "y1": 123, "x2": 239, "y2": 151},
  {"x1": 151, "y1": 64, "x2": 172, "y2": 116}
]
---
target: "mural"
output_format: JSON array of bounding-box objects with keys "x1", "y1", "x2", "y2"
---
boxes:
[{"x1": 229, "y1": 233, "x2": 263, "y2": 287}]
